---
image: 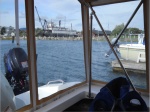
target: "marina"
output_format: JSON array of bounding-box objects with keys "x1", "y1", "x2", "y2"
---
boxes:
[{"x1": 1, "y1": 0, "x2": 149, "y2": 112}]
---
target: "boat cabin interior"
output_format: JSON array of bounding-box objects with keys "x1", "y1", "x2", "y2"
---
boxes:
[{"x1": 1, "y1": 0, "x2": 149, "y2": 111}]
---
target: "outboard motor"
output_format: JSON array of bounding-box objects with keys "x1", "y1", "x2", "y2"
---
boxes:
[{"x1": 4, "y1": 48, "x2": 29, "y2": 95}]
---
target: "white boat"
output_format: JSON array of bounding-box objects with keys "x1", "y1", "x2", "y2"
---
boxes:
[
  {"x1": 1, "y1": 0, "x2": 149, "y2": 112},
  {"x1": 35, "y1": 6, "x2": 78, "y2": 37},
  {"x1": 119, "y1": 44, "x2": 145, "y2": 63},
  {"x1": 119, "y1": 34, "x2": 145, "y2": 63},
  {"x1": 46, "y1": 22, "x2": 78, "y2": 37}
]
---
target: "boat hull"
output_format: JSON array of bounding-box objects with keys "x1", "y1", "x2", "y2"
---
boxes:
[{"x1": 119, "y1": 44, "x2": 145, "y2": 62}]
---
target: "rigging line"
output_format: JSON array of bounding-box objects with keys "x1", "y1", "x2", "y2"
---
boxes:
[{"x1": 83, "y1": 0, "x2": 136, "y2": 91}]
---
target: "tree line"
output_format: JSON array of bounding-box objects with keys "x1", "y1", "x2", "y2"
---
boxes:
[
  {"x1": 111, "y1": 23, "x2": 144, "y2": 36},
  {"x1": 0, "y1": 27, "x2": 43, "y2": 37},
  {"x1": 1, "y1": 23, "x2": 144, "y2": 37}
]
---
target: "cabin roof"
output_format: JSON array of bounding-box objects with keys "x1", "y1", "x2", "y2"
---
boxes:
[{"x1": 78, "y1": 0, "x2": 139, "y2": 6}]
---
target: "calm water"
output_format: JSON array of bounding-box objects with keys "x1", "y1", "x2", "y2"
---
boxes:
[{"x1": 0, "y1": 40, "x2": 146, "y2": 89}]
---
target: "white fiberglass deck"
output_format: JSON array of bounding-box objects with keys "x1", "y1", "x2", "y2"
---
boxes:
[{"x1": 15, "y1": 82, "x2": 80, "y2": 110}]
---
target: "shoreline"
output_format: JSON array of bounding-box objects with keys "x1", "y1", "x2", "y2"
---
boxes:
[{"x1": 0, "y1": 36, "x2": 138, "y2": 42}]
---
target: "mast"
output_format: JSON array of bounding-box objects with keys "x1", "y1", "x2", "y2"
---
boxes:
[{"x1": 15, "y1": 0, "x2": 20, "y2": 46}]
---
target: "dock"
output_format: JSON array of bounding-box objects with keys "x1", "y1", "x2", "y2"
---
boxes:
[{"x1": 112, "y1": 59, "x2": 146, "y2": 73}]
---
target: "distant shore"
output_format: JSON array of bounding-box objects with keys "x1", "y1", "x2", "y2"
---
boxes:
[{"x1": 0, "y1": 35, "x2": 138, "y2": 42}]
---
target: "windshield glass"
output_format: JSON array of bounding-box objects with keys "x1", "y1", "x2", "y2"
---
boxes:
[{"x1": 91, "y1": 1, "x2": 146, "y2": 89}]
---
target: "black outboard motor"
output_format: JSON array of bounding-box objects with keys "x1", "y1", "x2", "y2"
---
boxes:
[{"x1": 4, "y1": 48, "x2": 29, "y2": 95}]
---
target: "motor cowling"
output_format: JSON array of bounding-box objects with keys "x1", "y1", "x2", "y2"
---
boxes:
[{"x1": 4, "y1": 47, "x2": 29, "y2": 95}]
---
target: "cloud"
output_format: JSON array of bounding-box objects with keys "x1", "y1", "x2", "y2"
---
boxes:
[
  {"x1": 0, "y1": 11, "x2": 9, "y2": 14},
  {"x1": 92, "y1": 1, "x2": 143, "y2": 30},
  {"x1": 1, "y1": 0, "x2": 143, "y2": 31},
  {"x1": 34, "y1": 0, "x2": 81, "y2": 20},
  {"x1": 19, "y1": 12, "x2": 25, "y2": 18},
  {"x1": 34, "y1": 0, "x2": 82, "y2": 30}
]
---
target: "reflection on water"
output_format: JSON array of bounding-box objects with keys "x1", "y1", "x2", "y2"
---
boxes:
[{"x1": 0, "y1": 40, "x2": 146, "y2": 89}]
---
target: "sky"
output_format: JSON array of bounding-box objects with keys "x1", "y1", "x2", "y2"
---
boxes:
[{"x1": 0, "y1": 0, "x2": 144, "y2": 31}]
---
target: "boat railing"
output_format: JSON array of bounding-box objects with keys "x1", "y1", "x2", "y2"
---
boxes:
[
  {"x1": 137, "y1": 52, "x2": 145, "y2": 63},
  {"x1": 47, "y1": 79, "x2": 64, "y2": 85}
]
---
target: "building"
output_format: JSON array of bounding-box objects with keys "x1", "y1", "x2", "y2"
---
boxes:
[{"x1": 92, "y1": 29, "x2": 111, "y2": 37}]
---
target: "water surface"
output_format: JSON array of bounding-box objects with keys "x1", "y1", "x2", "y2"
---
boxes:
[{"x1": 0, "y1": 40, "x2": 146, "y2": 89}]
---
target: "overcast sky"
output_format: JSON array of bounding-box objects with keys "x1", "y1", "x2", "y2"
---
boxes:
[{"x1": 0, "y1": 0, "x2": 144, "y2": 31}]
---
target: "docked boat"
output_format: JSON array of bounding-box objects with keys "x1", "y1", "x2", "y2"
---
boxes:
[
  {"x1": 35, "y1": 6, "x2": 78, "y2": 37},
  {"x1": 45, "y1": 22, "x2": 78, "y2": 37},
  {"x1": 36, "y1": 21, "x2": 78, "y2": 37},
  {"x1": 1, "y1": 0, "x2": 149, "y2": 112},
  {"x1": 119, "y1": 34, "x2": 145, "y2": 63}
]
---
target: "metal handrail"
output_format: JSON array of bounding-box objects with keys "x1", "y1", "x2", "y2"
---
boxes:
[{"x1": 47, "y1": 79, "x2": 64, "y2": 85}]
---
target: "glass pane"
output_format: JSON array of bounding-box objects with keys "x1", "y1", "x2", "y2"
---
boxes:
[
  {"x1": 0, "y1": 0, "x2": 31, "y2": 110},
  {"x1": 34, "y1": 0, "x2": 85, "y2": 100},
  {"x1": 92, "y1": 1, "x2": 146, "y2": 89}
]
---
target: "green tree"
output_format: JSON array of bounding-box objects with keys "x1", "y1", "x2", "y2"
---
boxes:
[
  {"x1": 1, "y1": 27, "x2": 6, "y2": 35},
  {"x1": 125, "y1": 27, "x2": 143, "y2": 34},
  {"x1": 111, "y1": 24, "x2": 143, "y2": 36},
  {"x1": 111, "y1": 23, "x2": 124, "y2": 36},
  {"x1": 35, "y1": 28, "x2": 42, "y2": 36},
  {"x1": 19, "y1": 30, "x2": 26, "y2": 37}
]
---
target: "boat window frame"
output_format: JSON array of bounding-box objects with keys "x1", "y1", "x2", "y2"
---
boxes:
[
  {"x1": 17, "y1": 0, "x2": 86, "y2": 111},
  {"x1": 17, "y1": 0, "x2": 149, "y2": 111},
  {"x1": 143, "y1": 0, "x2": 150, "y2": 93},
  {"x1": 81, "y1": 0, "x2": 150, "y2": 93}
]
